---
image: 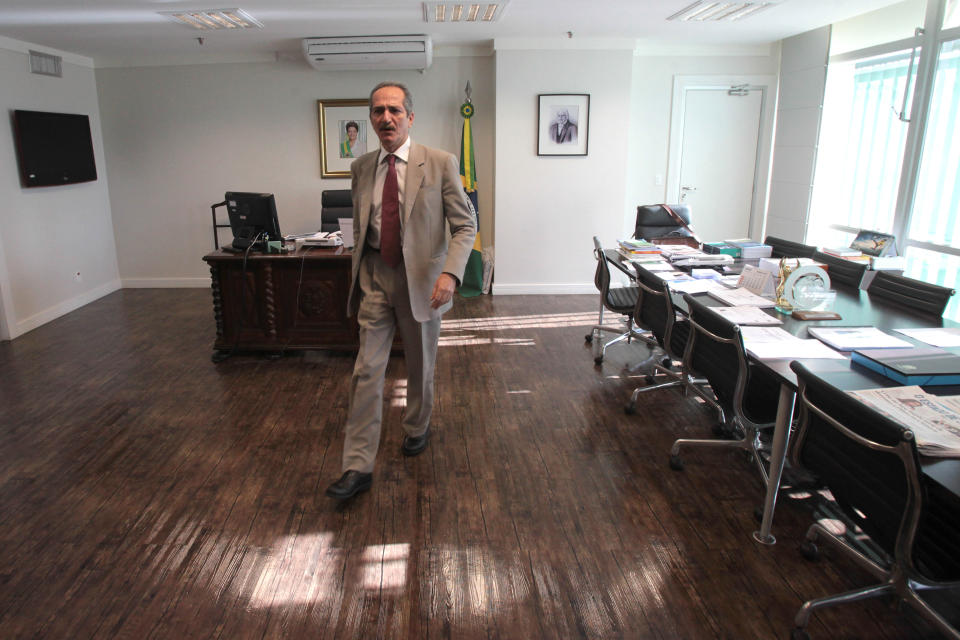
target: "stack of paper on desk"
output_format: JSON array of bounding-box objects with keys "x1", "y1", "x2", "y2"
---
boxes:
[
  {"x1": 669, "y1": 278, "x2": 728, "y2": 294},
  {"x1": 894, "y1": 327, "x2": 960, "y2": 348},
  {"x1": 707, "y1": 306, "x2": 783, "y2": 325},
  {"x1": 808, "y1": 326, "x2": 913, "y2": 350},
  {"x1": 707, "y1": 287, "x2": 776, "y2": 308},
  {"x1": 740, "y1": 326, "x2": 845, "y2": 360},
  {"x1": 848, "y1": 386, "x2": 960, "y2": 457}
]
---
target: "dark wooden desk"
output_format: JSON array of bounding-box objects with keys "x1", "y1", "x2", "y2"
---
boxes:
[{"x1": 203, "y1": 247, "x2": 357, "y2": 358}]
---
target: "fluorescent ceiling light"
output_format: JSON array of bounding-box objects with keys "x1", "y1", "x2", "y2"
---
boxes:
[
  {"x1": 160, "y1": 8, "x2": 263, "y2": 30},
  {"x1": 423, "y1": 2, "x2": 507, "y2": 23},
  {"x1": 667, "y1": 1, "x2": 778, "y2": 22}
]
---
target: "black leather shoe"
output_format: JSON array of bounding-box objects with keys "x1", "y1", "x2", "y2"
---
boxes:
[
  {"x1": 401, "y1": 427, "x2": 430, "y2": 457},
  {"x1": 325, "y1": 470, "x2": 372, "y2": 499}
]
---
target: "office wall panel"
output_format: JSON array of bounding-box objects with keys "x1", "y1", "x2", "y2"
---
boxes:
[
  {"x1": 96, "y1": 56, "x2": 494, "y2": 286},
  {"x1": 0, "y1": 38, "x2": 120, "y2": 339},
  {"x1": 766, "y1": 26, "x2": 830, "y2": 242}
]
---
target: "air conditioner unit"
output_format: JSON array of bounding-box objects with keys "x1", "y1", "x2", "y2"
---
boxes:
[{"x1": 302, "y1": 35, "x2": 433, "y2": 71}]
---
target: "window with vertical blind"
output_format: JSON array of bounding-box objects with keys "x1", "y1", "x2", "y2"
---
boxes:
[{"x1": 808, "y1": 0, "x2": 960, "y2": 320}]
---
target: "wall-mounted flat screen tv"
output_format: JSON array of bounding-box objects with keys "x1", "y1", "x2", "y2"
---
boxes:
[{"x1": 12, "y1": 109, "x2": 98, "y2": 187}]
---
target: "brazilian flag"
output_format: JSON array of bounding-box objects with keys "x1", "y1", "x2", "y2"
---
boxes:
[{"x1": 458, "y1": 100, "x2": 483, "y2": 297}]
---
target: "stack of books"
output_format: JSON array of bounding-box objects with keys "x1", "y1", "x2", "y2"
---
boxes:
[
  {"x1": 703, "y1": 241, "x2": 741, "y2": 257},
  {"x1": 726, "y1": 238, "x2": 773, "y2": 259},
  {"x1": 618, "y1": 238, "x2": 662, "y2": 260}
]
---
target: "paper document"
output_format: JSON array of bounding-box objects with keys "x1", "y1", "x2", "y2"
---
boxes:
[
  {"x1": 708, "y1": 306, "x2": 783, "y2": 326},
  {"x1": 745, "y1": 339, "x2": 845, "y2": 360},
  {"x1": 808, "y1": 327, "x2": 913, "y2": 351},
  {"x1": 740, "y1": 326, "x2": 799, "y2": 343},
  {"x1": 894, "y1": 328, "x2": 960, "y2": 348},
  {"x1": 668, "y1": 278, "x2": 728, "y2": 294},
  {"x1": 638, "y1": 261, "x2": 676, "y2": 271},
  {"x1": 707, "y1": 287, "x2": 776, "y2": 308},
  {"x1": 655, "y1": 271, "x2": 694, "y2": 282},
  {"x1": 848, "y1": 386, "x2": 960, "y2": 457}
]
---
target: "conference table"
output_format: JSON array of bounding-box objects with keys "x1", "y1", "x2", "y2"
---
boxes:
[
  {"x1": 716, "y1": 286, "x2": 960, "y2": 545},
  {"x1": 611, "y1": 250, "x2": 960, "y2": 545}
]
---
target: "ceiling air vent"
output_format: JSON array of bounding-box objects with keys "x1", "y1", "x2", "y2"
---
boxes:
[{"x1": 29, "y1": 50, "x2": 62, "y2": 77}]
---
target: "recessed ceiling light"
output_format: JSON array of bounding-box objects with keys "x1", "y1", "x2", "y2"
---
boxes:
[
  {"x1": 423, "y1": 2, "x2": 508, "y2": 23},
  {"x1": 667, "y1": 1, "x2": 779, "y2": 22},
  {"x1": 160, "y1": 8, "x2": 263, "y2": 30}
]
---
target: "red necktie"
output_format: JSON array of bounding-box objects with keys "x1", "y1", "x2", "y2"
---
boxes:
[{"x1": 380, "y1": 154, "x2": 401, "y2": 267}]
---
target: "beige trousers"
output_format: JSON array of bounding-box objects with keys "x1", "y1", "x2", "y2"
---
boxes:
[{"x1": 341, "y1": 250, "x2": 441, "y2": 474}]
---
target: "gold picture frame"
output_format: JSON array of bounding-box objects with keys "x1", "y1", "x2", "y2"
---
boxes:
[{"x1": 317, "y1": 98, "x2": 370, "y2": 178}]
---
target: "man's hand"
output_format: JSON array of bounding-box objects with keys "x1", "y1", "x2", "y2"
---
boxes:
[{"x1": 430, "y1": 273, "x2": 457, "y2": 308}]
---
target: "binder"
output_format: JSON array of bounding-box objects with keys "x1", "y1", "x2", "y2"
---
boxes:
[{"x1": 850, "y1": 347, "x2": 960, "y2": 386}]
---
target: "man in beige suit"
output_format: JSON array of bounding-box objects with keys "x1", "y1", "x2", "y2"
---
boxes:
[{"x1": 326, "y1": 82, "x2": 476, "y2": 500}]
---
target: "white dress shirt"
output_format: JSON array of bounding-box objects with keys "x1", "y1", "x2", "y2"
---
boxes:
[{"x1": 367, "y1": 137, "x2": 411, "y2": 250}]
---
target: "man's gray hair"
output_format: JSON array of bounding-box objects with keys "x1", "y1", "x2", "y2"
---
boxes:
[{"x1": 369, "y1": 82, "x2": 414, "y2": 115}]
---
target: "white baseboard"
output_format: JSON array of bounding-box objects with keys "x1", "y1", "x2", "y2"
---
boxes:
[
  {"x1": 492, "y1": 283, "x2": 596, "y2": 295},
  {"x1": 121, "y1": 277, "x2": 211, "y2": 288},
  {"x1": 13, "y1": 279, "x2": 122, "y2": 339}
]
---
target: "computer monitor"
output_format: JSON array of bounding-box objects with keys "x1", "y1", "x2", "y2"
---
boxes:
[{"x1": 225, "y1": 192, "x2": 282, "y2": 250}]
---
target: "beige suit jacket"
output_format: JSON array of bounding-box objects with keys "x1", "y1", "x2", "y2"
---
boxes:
[{"x1": 347, "y1": 141, "x2": 477, "y2": 323}]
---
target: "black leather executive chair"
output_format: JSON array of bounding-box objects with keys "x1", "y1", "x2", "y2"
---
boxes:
[
  {"x1": 788, "y1": 362, "x2": 960, "y2": 640},
  {"x1": 867, "y1": 270, "x2": 956, "y2": 317},
  {"x1": 811, "y1": 251, "x2": 868, "y2": 289},
  {"x1": 765, "y1": 235, "x2": 817, "y2": 259},
  {"x1": 669, "y1": 294, "x2": 781, "y2": 480},
  {"x1": 320, "y1": 189, "x2": 352, "y2": 233},
  {"x1": 585, "y1": 237, "x2": 650, "y2": 365}
]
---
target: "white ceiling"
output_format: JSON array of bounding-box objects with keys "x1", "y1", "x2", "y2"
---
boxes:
[{"x1": 0, "y1": 0, "x2": 902, "y2": 67}]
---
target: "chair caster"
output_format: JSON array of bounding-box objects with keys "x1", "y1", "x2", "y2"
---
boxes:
[
  {"x1": 800, "y1": 541, "x2": 820, "y2": 561},
  {"x1": 791, "y1": 627, "x2": 811, "y2": 640},
  {"x1": 585, "y1": 333, "x2": 593, "y2": 343},
  {"x1": 594, "y1": 356, "x2": 604, "y2": 365},
  {"x1": 644, "y1": 374, "x2": 656, "y2": 385},
  {"x1": 625, "y1": 402, "x2": 636, "y2": 415},
  {"x1": 669, "y1": 455, "x2": 684, "y2": 471},
  {"x1": 660, "y1": 356, "x2": 672, "y2": 369}
]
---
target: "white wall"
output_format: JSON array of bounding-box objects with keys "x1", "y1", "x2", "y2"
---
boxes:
[
  {"x1": 765, "y1": 27, "x2": 830, "y2": 241},
  {"x1": 95, "y1": 55, "x2": 495, "y2": 287},
  {"x1": 0, "y1": 38, "x2": 120, "y2": 340},
  {"x1": 493, "y1": 46, "x2": 635, "y2": 294},
  {"x1": 625, "y1": 50, "x2": 780, "y2": 242}
]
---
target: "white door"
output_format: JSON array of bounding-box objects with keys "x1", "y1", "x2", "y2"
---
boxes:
[{"x1": 668, "y1": 77, "x2": 774, "y2": 243}]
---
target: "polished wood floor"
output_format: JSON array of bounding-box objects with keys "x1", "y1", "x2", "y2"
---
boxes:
[{"x1": 0, "y1": 289, "x2": 956, "y2": 639}]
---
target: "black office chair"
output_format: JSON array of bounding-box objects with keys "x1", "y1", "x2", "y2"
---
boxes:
[
  {"x1": 668, "y1": 294, "x2": 781, "y2": 481},
  {"x1": 866, "y1": 270, "x2": 956, "y2": 317},
  {"x1": 321, "y1": 189, "x2": 353, "y2": 233},
  {"x1": 788, "y1": 362, "x2": 960, "y2": 640},
  {"x1": 634, "y1": 204, "x2": 697, "y2": 245},
  {"x1": 765, "y1": 235, "x2": 817, "y2": 259},
  {"x1": 585, "y1": 237, "x2": 650, "y2": 365},
  {"x1": 812, "y1": 251, "x2": 868, "y2": 289},
  {"x1": 624, "y1": 266, "x2": 718, "y2": 418}
]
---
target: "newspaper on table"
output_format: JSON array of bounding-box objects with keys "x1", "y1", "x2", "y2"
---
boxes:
[{"x1": 847, "y1": 386, "x2": 960, "y2": 457}]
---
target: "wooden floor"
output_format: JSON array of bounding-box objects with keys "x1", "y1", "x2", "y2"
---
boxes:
[{"x1": 0, "y1": 289, "x2": 956, "y2": 639}]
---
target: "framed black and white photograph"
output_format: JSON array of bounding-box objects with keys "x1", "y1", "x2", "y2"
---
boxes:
[
  {"x1": 537, "y1": 93, "x2": 589, "y2": 156},
  {"x1": 317, "y1": 98, "x2": 370, "y2": 178}
]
